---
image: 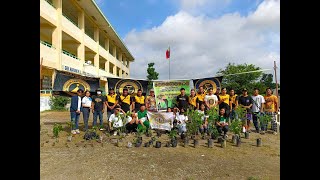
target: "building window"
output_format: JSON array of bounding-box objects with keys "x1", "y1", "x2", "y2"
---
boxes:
[{"x1": 42, "y1": 76, "x2": 52, "y2": 90}]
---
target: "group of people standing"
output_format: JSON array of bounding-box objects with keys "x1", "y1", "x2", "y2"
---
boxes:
[{"x1": 69, "y1": 86, "x2": 279, "y2": 136}]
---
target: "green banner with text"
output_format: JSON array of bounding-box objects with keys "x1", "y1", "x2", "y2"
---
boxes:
[{"x1": 153, "y1": 80, "x2": 190, "y2": 110}]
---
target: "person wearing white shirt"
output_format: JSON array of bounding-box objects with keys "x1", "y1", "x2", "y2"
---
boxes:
[
  {"x1": 176, "y1": 108, "x2": 188, "y2": 134},
  {"x1": 108, "y1": 108, "x2": 128, "y2": 135},
  {"x1": 204, "y1": 88, "x2": 218, "y2": 110},
  {"x1": 251, "y1": 88, "x2": 266, "y2": 133},
  {"x1": 81, "y1": 90, "x2": 92, "y2": 132},
  {"x1": 198, "y1": 104, "x2": 208, "y2": 134}
]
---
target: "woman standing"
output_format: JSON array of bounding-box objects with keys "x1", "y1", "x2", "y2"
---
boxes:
[{"x1": 82, "y1": 90, "x2": 92, "y2": 132}]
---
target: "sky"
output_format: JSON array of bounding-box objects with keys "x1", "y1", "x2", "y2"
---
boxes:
[{"x1": 95, "y1": 0, "x2": 280, "y2": 82}]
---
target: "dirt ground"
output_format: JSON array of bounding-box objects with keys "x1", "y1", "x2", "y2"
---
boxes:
[{"x1": 40, "y1": 111, "x2": 280, "y2": 180}]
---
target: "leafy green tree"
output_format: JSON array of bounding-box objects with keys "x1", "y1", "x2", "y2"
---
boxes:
[
  {"x1": 146, "y1": 63, "x2": 159, "y2": 90},
  {"x1": 217, "y1": 63, "x2": 262, "y2": 94}
]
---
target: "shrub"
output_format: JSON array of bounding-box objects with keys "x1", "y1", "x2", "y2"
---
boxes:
[{"x1": 49, "y1": 96, "x2": 70, "y2": 110}]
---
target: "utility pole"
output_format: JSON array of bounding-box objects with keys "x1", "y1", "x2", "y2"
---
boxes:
[{"x1": 274, "y1": 61, "x2": 279, "y2": 98}]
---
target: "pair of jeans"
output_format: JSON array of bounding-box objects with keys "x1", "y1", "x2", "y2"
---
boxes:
[
  {"x1": 229, "y1": 109, "x2": 238, "y2": 121},
  {"x1": 70, "y1": 111, "x2": 80, "y2": 130},
  {"x1": 82, "y1": 108, "x2": 90, "y2": 131},
  {"x1": 177, "y1": 124, "x2": 187, "y2": 134},
  {"x1": 216, "y1": 125, "x2": 229, "y2": 135},
  {"x1": 252, "y1": 112, "x2": 260, "y2": 131},
  {"x1": 93, "y1": 110, "x2": 103, "y2": 128}
]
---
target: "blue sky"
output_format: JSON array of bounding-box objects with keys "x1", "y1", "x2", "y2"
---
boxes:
[
  {"x1": 96, "y1": 0, "x2": 264, "y2": 39},
  {"x1": 95, "y1": 0, "x2": 279, "y2": 82}
]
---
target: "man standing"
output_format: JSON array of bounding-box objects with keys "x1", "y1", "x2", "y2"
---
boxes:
[
  {"x1": 251, "y1": 88, "x2": 265, "y2": 133},
  {"x1": 215, "y1": 87, "x2": 221, "y2": 101},
  {"x1": 204, "y1": 88, "x2": 218, "y2": 110},
  {"x1": 238, "y1": 88, "x2": 253, "y2": 132},
  {"x1": 119, "y1": 88, "x2": 131, "y2": 113},
  {"x1": 145, "y1": 89, "x2": 157, "y2": 111},
  {"x1": 92, "y1": 89, "x2": 106, "y2": 130},
  {"x1": 229, "y1": 88, "x2": 238, "y2": 121},
  {"x1": 218, "y1": 87, "x2": 231, "y2": 117},
  {"x1": 132, "y1": 89, "x2": 145, "y2": 112},
  {"x1": 188, "y1": 89, "x2": 199, "y2": 110},
  {"x1": 196, "y1": 86, "x2": 206, "y2": 108},
  {"x1": 70, "y1": 89, "x2": 83, "y2": 135},
  {"x1": 264, "y1": 87, "x2": 279, "y2": 135},
  {"x1": 105, "y1": 87, "x2": 119, "y2": 128},
  {"x1": 176, "y1": 88, "x2": 189, "y2": 111}
]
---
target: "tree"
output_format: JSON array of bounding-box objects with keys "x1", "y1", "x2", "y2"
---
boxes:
[
  {"x1": 146, "y1": 63, "x2": 159, "y2": 90},
  {"x1": 260, "y1": 73, "x2": 276, "y2": 90},
  {"x1": 217, "y1": 63, "x2": 262, "y2": 94}
]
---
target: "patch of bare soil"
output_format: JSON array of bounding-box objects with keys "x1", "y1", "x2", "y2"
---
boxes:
[{"x1": 40, "y1": 111, "x2": 280, "y2": 180}]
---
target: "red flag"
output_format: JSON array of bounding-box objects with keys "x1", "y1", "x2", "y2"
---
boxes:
[{"x1": 166, "y1": 47, "x2": 170, "y2": 59}]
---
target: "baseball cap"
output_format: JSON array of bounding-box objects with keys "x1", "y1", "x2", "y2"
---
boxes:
[{"x1": 150, "y1": 89, "x2": 154, "y2": 92}]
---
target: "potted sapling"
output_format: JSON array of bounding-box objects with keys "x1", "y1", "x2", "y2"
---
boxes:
[
  {"x1": 134, "y1": 126, "x2": 146, "y2": 147},
  {"x1": 52, "y1": 123, "x2": 63, "y2": 143},
  {"x1": 66, "y1": 122, "x2": 74, "y2": 142},
  {"x1": 229, "y1": 119, "x2": 242, "y2": 146},
  {"x1": 169, "y1": 129, "x2": 178, "y2": 147}
]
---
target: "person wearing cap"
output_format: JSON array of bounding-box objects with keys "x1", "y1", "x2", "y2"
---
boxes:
[
  {"x1": 238, "y1": 88, "x2": 253, "y2": 132},
  {"x1": 105, "y1": 87, "x2": 119, "y2": 126},
  {"x1": 70, "y1": 89, "x2": 83, "y2": 135},
  {"x1": 132, "y1": 89, "x2": 145, "y2": 112},
  {"x1": 119, "y1": 88, "x2": 132, "y2": 113},
  {"x1": 145, "y1": 89, "x2": 157, "y2": 111},
  {"x1": 176, "y1": 88, "x2": 189, "y2": 111},
  {"x1": 91, "y1": 89, "x2": 106, "y2": 130}
]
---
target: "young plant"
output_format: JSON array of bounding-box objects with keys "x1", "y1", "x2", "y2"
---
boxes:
[
  {"x1": 53, "y1": 123, "x2": 63, "y2": 139},
  {"x1": 257, "y1": 113, "x2": 272, "y2": 129},
  {"x1": 185, "y1": 109, "x2": 203, "y2": 137},
  {"x1": 136, "y1": 125, "x2": 147, "y2": 138},
  {"x1": 234, "y1": 106, "x2": 247, "y2": 120},
  {"x1": 169, "y1": 129, "x2": 177, "y2": 140},
  {"x1": 66, "y1": 121, "x2": 75, "y2": 136},
  {"x1": 229, "y1": 119, "x2": 242, "y2": 136}
]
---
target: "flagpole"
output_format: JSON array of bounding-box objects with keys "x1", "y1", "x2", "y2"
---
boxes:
[{"x1": 169, "y1": 57, "x2": 170, "y2": 80}]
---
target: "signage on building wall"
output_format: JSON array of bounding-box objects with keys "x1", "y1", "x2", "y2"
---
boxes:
[
  {"x1": 62, "y1": 65, "x2": 81, "y2": 74},
  {"x1": 53, "y1": 70, "x2": 100, "y2": 93}
]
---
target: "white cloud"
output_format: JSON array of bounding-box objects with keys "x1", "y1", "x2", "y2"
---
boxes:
[
  {"x1": 124, "y1": 0, "x2": 280, "y2": 81},
  {"x1": 177, "y1": 0, "x2": 232, "y2": 16}
]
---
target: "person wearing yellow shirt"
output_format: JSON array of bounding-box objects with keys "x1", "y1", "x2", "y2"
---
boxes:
[
  {"x1": 196, "y1": 86, "x2": 206, "y2": 108},
  {"x1": 132, "y1": 89, "x2": 145, "y2": 112},
  {"x1": 119, "y1": 89, "x2": 132, "y2": 113},
  {"x1": 263, "y1": 87, "x2": 279, "y2": 135},
  {"x1": 145, "y1": 89, "x2": 157, "y2": 111},
  {"x1": 105, "y1": 87, "x2": 119, "y2": 125},
  {"x1": 229, "y1": 88, "x2": 238, "y2": 121},
  {"x1": 218, "y1": 88, "x2": 231, "y2": 118},
  {"x1": 188, "y1": 89, "x2": 199, "y2": 110}
]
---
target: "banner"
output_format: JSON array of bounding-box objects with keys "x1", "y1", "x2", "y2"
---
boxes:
[
  {"x1": 153, "y1": 80, "x2": 190, "y2": 110},
  {"x1": 147, "y1": 111, "x2": 173, "y2": 131},
  {"x1": 107, "y1": 78, "x2": 149, "y2": 96},
  {"x1": 53, "y1": 70, "x2": 100, "y2": 92},
  {"x1": 193, "y1": 76, "x2": 223, "y2": 94}
]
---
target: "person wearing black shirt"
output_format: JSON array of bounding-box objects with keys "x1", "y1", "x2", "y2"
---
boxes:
[
  {"x1": 176, "y1": 88, "x2": 189, "y2": 111},
  {"x1": 91, "y1": 89, "x2": 106, "y2": 130},
  {"x1": 237, "y1": 88, "x2": 253, "y2": 132}
]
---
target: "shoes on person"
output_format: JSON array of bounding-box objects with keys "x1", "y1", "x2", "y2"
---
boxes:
[
  {"x1": 113, "y1": 131, "x2": 117, "y2": 136},
  {"x1": 260, "y1": 131, "x2": 265, "y2": 135},
  {"x1": 99, "y1": 128, "x2": 105, "y2": 131},
  {"x1": 273, "y1": 131, "x2": 278, "y2": 135},
  {"x1": 71, "y1": 130, "x2": 76, "y2": 135},
  {"x1": 75, "y1": 129, "x2": 80, "y2": 134}
]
